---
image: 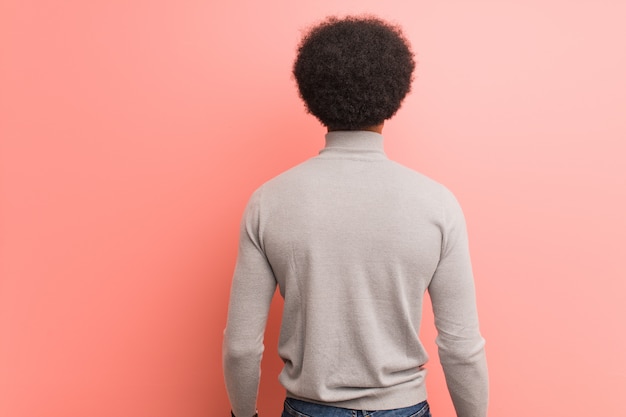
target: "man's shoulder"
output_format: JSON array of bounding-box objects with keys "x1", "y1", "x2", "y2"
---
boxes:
[
  {"x1": 384, "y1": 159, "x2": 466, "y2": 213},
  {"x1": 246, "y1": 158, "x2": 315, "y2": 201},
  {"x1": 385, "y1": 159, "x2": 448, "y2": 192}
]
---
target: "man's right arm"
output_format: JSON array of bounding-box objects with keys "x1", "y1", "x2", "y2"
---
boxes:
[{"x1": 428, "y1": 188, "x2": 489, "y2": 417}]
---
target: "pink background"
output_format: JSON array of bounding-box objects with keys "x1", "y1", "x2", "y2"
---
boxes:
[{"x1": 1, "y1": 1, "x2": 625, "y2": 416}]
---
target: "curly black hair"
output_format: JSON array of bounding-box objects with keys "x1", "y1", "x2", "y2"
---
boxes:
[{"x1": 293, "y1": 16, "x2": 415, "y2": 130}]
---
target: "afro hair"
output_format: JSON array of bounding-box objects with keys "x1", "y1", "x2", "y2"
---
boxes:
[{"x1": 293, "y1": 16, "x2": 415, "y2": 130}]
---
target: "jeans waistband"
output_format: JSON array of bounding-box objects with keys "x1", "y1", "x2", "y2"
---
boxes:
[{"x1": 283, "y1": 397, "x2": 430, "y2": 417}]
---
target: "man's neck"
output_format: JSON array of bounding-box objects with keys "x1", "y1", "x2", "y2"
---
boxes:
[{"x1": 327, "y1": 123, "x2": 384, "y2": 134}]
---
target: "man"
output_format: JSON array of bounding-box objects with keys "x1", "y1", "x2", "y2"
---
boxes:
[{"x1": 223, "y1": 15, "x2": 488, "y2": 417}]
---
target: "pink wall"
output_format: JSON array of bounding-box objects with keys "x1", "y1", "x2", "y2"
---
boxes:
[{"x1": 1, "y1": 1, "x2": 625, "y2": 416}]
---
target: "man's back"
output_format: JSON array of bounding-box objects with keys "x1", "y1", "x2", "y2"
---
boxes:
[{"x1": 224, "y1": 131, "x2": 488, "y2": 416}]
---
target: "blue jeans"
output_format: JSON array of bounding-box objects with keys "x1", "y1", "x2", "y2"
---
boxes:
[{"x1": 281, "y1": 398, "x2": 431, "y2": 417}]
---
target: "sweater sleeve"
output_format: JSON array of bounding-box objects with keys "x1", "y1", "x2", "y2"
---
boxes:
[
  {"x1": 428, "y1": 187, "x2": 489, "y2": 417},
  {"x1": 223, "y1": 189, "x2": 277, "y2": 417}
]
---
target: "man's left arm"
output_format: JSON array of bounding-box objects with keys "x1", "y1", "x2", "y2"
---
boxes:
[{"x1": 223, "y1": 190, "x2": 277, "y2": 417}]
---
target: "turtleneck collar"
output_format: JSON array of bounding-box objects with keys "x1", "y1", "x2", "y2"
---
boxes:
[{"x1": 319, "y1": 130, "x2": 387, "y2": 160}]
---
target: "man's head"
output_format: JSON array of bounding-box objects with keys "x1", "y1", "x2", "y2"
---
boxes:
[{"x1": 293, "y1": 16, "x2": 415, "y2": 131}]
